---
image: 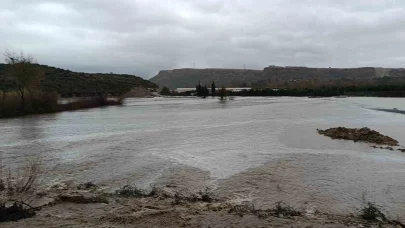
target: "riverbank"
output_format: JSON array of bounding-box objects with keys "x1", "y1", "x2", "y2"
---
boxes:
[
  {"x1": 2, "y1": 157, "x2": 404, "y2": 227},
  {"x1": 0, "y1": 94, "x2": 123, "y2": 119},
  {"x1": 1, "y1": 182, "x2": 401, "y2": 228}
]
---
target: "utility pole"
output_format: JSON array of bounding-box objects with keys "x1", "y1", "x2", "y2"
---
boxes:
[{"x1": 193, "y1": 63, "x2": 195, "y2": 69}]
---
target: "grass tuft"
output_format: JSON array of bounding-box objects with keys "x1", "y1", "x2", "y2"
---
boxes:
[{"x1": 115, "y1": 185, "x2": 149, "y2": 198}]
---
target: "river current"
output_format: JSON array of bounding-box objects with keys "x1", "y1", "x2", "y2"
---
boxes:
[{"x1": 1, "y1": 97, "x2": 405, "y2": 218}]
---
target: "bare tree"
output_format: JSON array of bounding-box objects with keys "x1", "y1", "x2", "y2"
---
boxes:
[{"x1": 4, "y1": 50, "x2": 44, "y2": 111}]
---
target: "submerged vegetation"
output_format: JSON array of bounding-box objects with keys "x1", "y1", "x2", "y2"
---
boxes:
[
  {"x1": 195, "y1": 81, "x2": 210, "y2": 97},
  {"x1": 218, "y1": 85, "x2": 228, "y2": 100}
]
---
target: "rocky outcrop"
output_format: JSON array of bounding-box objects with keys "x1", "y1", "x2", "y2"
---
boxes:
[
  {"x1": 317, "y1": 127, "x2": 399, "y2": 146},
  {"x1": 151, "y1": 68, "x2": 262, "y2": 89},
  {"x1": 150, "y1": 66, "x2": 405, "y2": 89}
]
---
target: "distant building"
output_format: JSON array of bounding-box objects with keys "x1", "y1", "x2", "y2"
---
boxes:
[
  {"x1": 224, "y1": 88, "x2": 252, "y2": 92},
  {"x1": 175, "y1": 87, "x2": 251, "y2": 93},
  {"x1": 175, "y1": 88, "x2": 196, "y2": 93}
]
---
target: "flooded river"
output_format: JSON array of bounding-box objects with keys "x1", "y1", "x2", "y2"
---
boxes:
[{"x1": 1, "y1": 97, "x2": 405, "y2": 219}]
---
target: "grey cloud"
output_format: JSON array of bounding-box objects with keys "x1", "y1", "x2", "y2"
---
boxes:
[{"x1": 1, "y1": 0, "x2": 405, "y2": 79}]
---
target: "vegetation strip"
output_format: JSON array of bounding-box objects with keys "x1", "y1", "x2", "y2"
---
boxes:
[{"x1": 0, "y1": 51, "x2": 135, "y2": 119}]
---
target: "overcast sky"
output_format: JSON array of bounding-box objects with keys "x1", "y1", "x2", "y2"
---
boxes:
[{"x1": 1, "y1": 0, "x2": 405, "y2": 78}]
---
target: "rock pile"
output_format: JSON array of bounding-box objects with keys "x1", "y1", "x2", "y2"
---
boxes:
[{"x1": 317, "y1": 127, "x2": 399, "y2": 146}]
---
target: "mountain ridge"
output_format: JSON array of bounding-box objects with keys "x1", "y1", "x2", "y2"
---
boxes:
[{"x1": 150, "y1": 66, "x2": 405, "y2": 89}]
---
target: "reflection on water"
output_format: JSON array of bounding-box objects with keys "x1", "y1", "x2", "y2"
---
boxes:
[
  {"x1": 0, "y1": 97, "x2": 405, "y2": 219},
  {"x1": 16, "y1": 117, "x2": 45, "y2": 141},
  {"x1": 0, "y1": 114, "x2": 59, "y2": 167}
]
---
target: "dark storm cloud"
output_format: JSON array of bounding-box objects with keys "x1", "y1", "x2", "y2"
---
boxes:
[{"x1": 1, "y1": 0, "x2": 405, "y2": 78}]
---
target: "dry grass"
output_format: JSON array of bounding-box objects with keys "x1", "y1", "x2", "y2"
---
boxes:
[
  {"x1": 8, "y1": 159, "x2": 42, "y2": 195},
  {"x1": 0, "y1": 156, "x2": 43, "y2": 222},
  {"x1": 0, "y1": 158, "x2": 43, "y2": 198}
]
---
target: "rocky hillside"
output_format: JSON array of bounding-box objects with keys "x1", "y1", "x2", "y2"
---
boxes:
[
  {"x1": 0, "y1": 64, "x2": 157, "y2": 96},
  {"x1": 150, "y1": 66, "x2": 405, "y2": 89},
  {"x1": 151, "y1": 68, "x2": 262, "y2": 89}
]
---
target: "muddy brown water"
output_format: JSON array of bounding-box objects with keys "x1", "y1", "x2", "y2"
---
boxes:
[{"x1": 1, "y1": 97, "x2": 405, "y2": 220}]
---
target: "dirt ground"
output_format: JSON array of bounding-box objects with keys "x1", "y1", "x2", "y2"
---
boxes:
[
  {"x1": 2, "y1": 161, "x2": 404, "y2": 228},
  {"x1": 1, "y1": 187, "x2": 401, "y2": 228}
]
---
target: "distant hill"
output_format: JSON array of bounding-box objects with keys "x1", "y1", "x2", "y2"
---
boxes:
[
  {"x1": 0, "y1": 64, "x2": 157, "y2": 96},
  {"x1": 151, "y1": 68, "x2": 262, "y2": 89},
  {"x1": 150, "y1": 66, "x2": 405, "y2": 89}
]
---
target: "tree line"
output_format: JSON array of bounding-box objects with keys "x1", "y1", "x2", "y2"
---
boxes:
[
  {"x1": 228, "y1": 85, "x2": 405, "y2": 97},
  {"x1": 160, "y1": 81, "x2": 229, "y2": 99},
  {"x1": 161, "y1": 82, "x2": 405, "y2": 98}
]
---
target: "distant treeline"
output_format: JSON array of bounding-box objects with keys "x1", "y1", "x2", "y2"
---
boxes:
[
  {"x1": 166, "y1": 84, "x2": 405, "y2": 97},
  {"x1": 230, "y1": 85, "x2": 405, "y2": 97},
  {"x1": 0, "y1": 64, "x2": 157, "y2": 97}
]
